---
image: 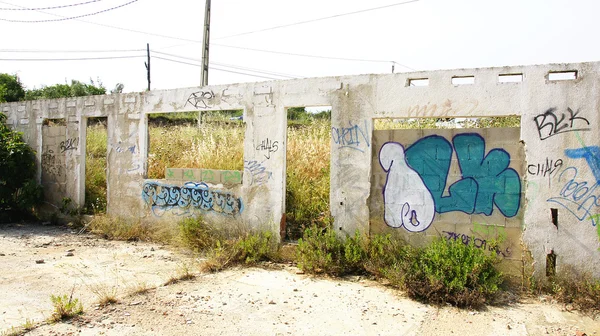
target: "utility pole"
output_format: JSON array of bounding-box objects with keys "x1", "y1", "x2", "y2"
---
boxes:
[
  {"x1": 201, "y1": 0, "x2": 211, "y2": 86},
  {"x1": 145, "y1": 43, "x2": 151, "y2": 91}
]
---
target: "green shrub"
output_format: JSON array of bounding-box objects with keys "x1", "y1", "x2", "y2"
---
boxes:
[
  {"x1": 296, "y1": 226, "x2": 369, "y2": 275},
  {"x1": 200, "y1": 231, "x2": 279, "y2": 272},
  {"x1": 49, "y1": 294, "x2": 83, "y2": 322},
  {"x1": 178, "y1": 216, "x2": 215, "y2": 251},
  {"x1": 403, "y1": 238, "x2": 503, "y2": 307},
  {"x1": 0, "y1": 112, "x2": 42, "y2": 220}
]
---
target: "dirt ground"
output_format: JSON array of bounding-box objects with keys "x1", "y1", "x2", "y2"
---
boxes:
[{"x1": 0, "y1": 223, "x2": 599, "y2": 336}]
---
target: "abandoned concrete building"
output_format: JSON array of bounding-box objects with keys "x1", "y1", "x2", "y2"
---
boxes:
[{"x1": 2, "y1": 61, "x2": 599, "y2": 283}]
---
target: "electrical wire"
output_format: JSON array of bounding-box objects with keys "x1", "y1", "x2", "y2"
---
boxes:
[
  {"x1": 0, "y1": 55, "x2": 145, "y2": 61},
  {"x1": 212, "y1": 43, "x2": 415, "y2": 70},
  {"x1": 0, "y1": 0, "x2": 139, "y2": 23},
  {"x1": 152, "y1": 56, "x2": 280, "y2": 80},
  {"x1": 151, "y1": 50, "x2": 300, "y2": 78},
  {"x1": 213, "y1": 0, "x2": 420, "y2": 40},
  {"x1": 0, "y1": 0, "x2": 105, "y2": 11},
  {"x1": 0, "y1": 48, "x2": 144, "y2": 53}
]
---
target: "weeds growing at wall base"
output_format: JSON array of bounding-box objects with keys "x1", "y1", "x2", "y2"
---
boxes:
[{"x1": 296, "y1": 226, "x2": 503, "y2": 307}]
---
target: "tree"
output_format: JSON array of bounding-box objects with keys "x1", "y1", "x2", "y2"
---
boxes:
[
  {"x1": 0, "y1": 73, "x2": 25, "y2": 102},
  {"x1": 24, "y1": 79, "x2": 106, "y2": 100},
  {"x1": 0, "y1": 112, "x2": 42, "y2": 219}
]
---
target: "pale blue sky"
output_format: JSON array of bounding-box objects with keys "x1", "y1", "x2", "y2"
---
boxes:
[{"x1": 1, "y1": 0, "x2": 598, "y2": 92}]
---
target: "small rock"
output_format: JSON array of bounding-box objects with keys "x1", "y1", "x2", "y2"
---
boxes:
[
  {"x1": 124, "y1": 312, "x2": 130, "y2": 316},
  {"x1": 66, "y1": 249, "x2": 75, "y2": 252},
  {"x1": 507, "y1": 325, "x2": 512, "y2": 330},
  {"x1": 66, "y1": 252, "x2": 74, "y2": 257},
  {"x1": 150, "y1": 247, "x2": 155, "y2": 251},
  {"x1": 130, "y1": 301, "x2": 142, "y2": 306},
  {"x1": 0, "y1": 253, "x2": 5, "y2": 256},
  {"x1": 35, "y1": 259, "x2": 45, "y2": 264},
  {"x1": 269, "y1": 300, "x2": 276, "y2": 305},
  {"x1": 575, "y1": 331, "x2": 587, "y2": 336}
]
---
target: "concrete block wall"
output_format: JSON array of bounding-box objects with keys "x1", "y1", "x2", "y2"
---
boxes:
[
  {"x1": 1, "y1": 61, "x2": 599, "y2": 280},
  {"x1": 370, "y1": 127, "x2": 526, "y2": 279}
]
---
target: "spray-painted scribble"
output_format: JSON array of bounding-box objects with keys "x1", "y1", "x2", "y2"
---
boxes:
[
  {"x1": 534, "y1": 107, "x2": 590, "y2": 140},
  {"x1": 244, "y1": 160, "x2": 272, "y2": 186},
  {"x1": 565, "y1": 146, "x2": 600, "y2": 183},
  {"x1": 41, "y1": 149, "x2": 65, "y2": 179},
  {"x1": 379, "y1": 142, "x2": 435, "y2": 232},
  {"x1": 442, "y1": 231, "x2": 511, "y2": 258},
  {"x1": 527, "y1": 158, "x2": 563, "y2": 178},
  {"x1": 222, "y1": 171, "x2": 242, "y2": 184},
  {"x1": 142, "y1": 181, "x2": 242, "y2": 217},
  {"x1": 402, "y1": 133, "x2": 521, "y2": 217},
  {"x1": 186, "y1": 90, "x2": 215, "y2": 109},
  {"x1": 256, "y1": 138, "x2": 279, "y2": 159},
  {"x1": 59, "y1": 137, "x2": 79, "y2": 153},
  {"x1": 331, "y1": 120, "x2": 370, "y2": 153},
  {"x1": 548, "y1": 166, "x2": 600, "y2": 226}
]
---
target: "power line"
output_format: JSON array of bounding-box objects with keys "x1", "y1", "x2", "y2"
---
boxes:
[
  {"x1": 0, "y1": 0, "x2": 139, "y2": 23},
  {"x1": 212, "y1": 43, "x2": 415, "y2": 71},
  {"x1": 0, "y1": 48, "x2": 144, "y2": 53},
  {"x1": 0, "y1": 55, "x2": 145, "y2": 61},
  {"x1": 152, "y1": 56, "x2": 280, "y2": 80},
  {"x1": 0, "y1": 0, "x2": 200, "y2": 41},
  {"x1": 0, "y1": 0, "x2": 105, "y2": 11},
  {"x1": 214, "y1": 0, "x2": 420, "y2": 40},
  {"x1": 151, "y1": 50, "x2": 300, "y2": 78}
]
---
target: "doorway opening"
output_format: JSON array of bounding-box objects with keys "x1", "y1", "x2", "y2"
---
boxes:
[
  {"x1": 84, "y1": 117, "x2": 108, "y2": 214},
  {"x1": 285, "y1": 106, "x2": 331, "y2": 241}
]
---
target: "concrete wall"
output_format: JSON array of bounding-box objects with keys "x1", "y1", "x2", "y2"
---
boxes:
[{"x1": 2, "y1": 61, "x2": 600, "y2": 280}]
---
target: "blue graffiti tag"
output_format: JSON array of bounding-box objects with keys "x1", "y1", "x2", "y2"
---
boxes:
[
  {"x1": 331, "y1": 120, "x2": 370, "y2": 153},
  {"x1": 142, "y1": 181, "x2": 243, "y2": 217},
  {"x1": 547, "y1": 167, "x2": 600, "y2": 227},
  {"x1": 565, "y1": 146, "x2": 600, "y2": 184},
  {"x1": 403, "y1": 133, "x2": 521, "y2": 217}
]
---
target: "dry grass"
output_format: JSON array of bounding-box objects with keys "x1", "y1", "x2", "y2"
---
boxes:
[
  {"x1": 164, "y1": 263, "x2": 196, "y2": 285},
  {"x1": 285, "y1": 120, "x2": 331, "y2": 239},
  {"x1": 147, "y1": 122, "x2": 245, "y2": 179},
  {"x1": 87, "y1": 215, "x2": 176, "y2": 243},
  {"x1": 85, "y1": 121, "x2": 107, "y2": 214}
]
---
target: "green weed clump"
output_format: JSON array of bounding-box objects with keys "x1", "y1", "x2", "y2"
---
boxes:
[
  {"x1": 88, "y1": 215, "x2": 175, "y2": 243},
  {"x1": 201, "y1": 231, "x2": 279, "y2": 273},
  {"x1": 543, "y1": 268, "x2": 600, "y2": 314},
  {"x1": 49, "y1": 294, "x2": 83, "y2": 322},
  {"x1": 296, "y1": 226, "x2": 503, "y2": 307},
  {"x1": 403, "y1": 238, "x2": 503, "y2": 307},
  {"x1": 295, "y1": 226, "x2": 366, "y2": 275}
]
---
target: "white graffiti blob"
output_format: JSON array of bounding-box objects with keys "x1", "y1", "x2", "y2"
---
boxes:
[{"x1": 379, "y1": 142, "x2": 435, "y2": 232}]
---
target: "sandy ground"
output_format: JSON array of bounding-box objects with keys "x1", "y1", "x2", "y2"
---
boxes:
[{"x1": 0, "y1": 223, "x2": 599, "y2": 336}]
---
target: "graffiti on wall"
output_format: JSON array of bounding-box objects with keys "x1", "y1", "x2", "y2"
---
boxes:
[
  {"x1": 41, "y1": 149, "x2": 65, "y2": 180},
  {"x1": 380, "y1": 133, "x2": 521, "y2": 232},
  {"x1": 527, "y1": 158, "x2": 563, "y2": 178},
  {"x1": 548, "y1": 146, "x2": 600, "y2": 227},
  {"x1": 244, "y1": 160, "x2": 272, "y2": 186},
  {"x1": 186, "y1": 90, "x2": 215, "y2": 109},
  {"x1": 534, "y1": 107, "x2": 590, "y2": 140},
  {"x1": 256, "y1": 138, "x2": 279, "y2": 160},
  {"x1": 442, "y1": 230, "x2": 512, "y2": 258},
  {"x1": 331, "y1": 120, "x2": 370, "y2": 153},
  {"x1": 142, "y1": 181, "x2": 243, "y2": 217},
  {"x1": 59, "y1": 137, "x2": 79, "y2": 153}
]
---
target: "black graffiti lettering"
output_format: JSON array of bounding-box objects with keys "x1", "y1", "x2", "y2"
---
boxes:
[{"x1": 534, "y1": 107, "x2": 590, "y2": 140}]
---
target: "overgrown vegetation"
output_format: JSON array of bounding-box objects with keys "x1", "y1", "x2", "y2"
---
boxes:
[
  {"x1": 296, "y1": 226, "x2": 503, "y2": 307},
  {"x1": 178, "y1": 216, "x2": 279, "y2": 273},
  {"x1": 0, "y1": 112, "x2": 42, "y2": 221},
  {"x1": 539, "y1": 268, "x2": 600, "y2": 314},
  {"x1": 84, "y1": 119, "x2": 107, "y2": 214},
  {"x1": 49, "y1": 293, "x2": 84, "y2": 322}
]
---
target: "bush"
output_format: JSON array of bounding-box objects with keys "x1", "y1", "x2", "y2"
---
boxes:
[
  {"x1": 0, "y1": 112, "x2": 42, "y2": 220},
  {"x1": 178, "y1": 216, "x2": 216, "y2": 251},
  {"x1": 295, "y1": 226, "x2": 368, "y2": 275},
  {"x1": 403, "y1": 238, "x2": 503, "y2": 307},
  {"x1": 200, "y1": 231, "x2": 279, "y2": 272}
]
